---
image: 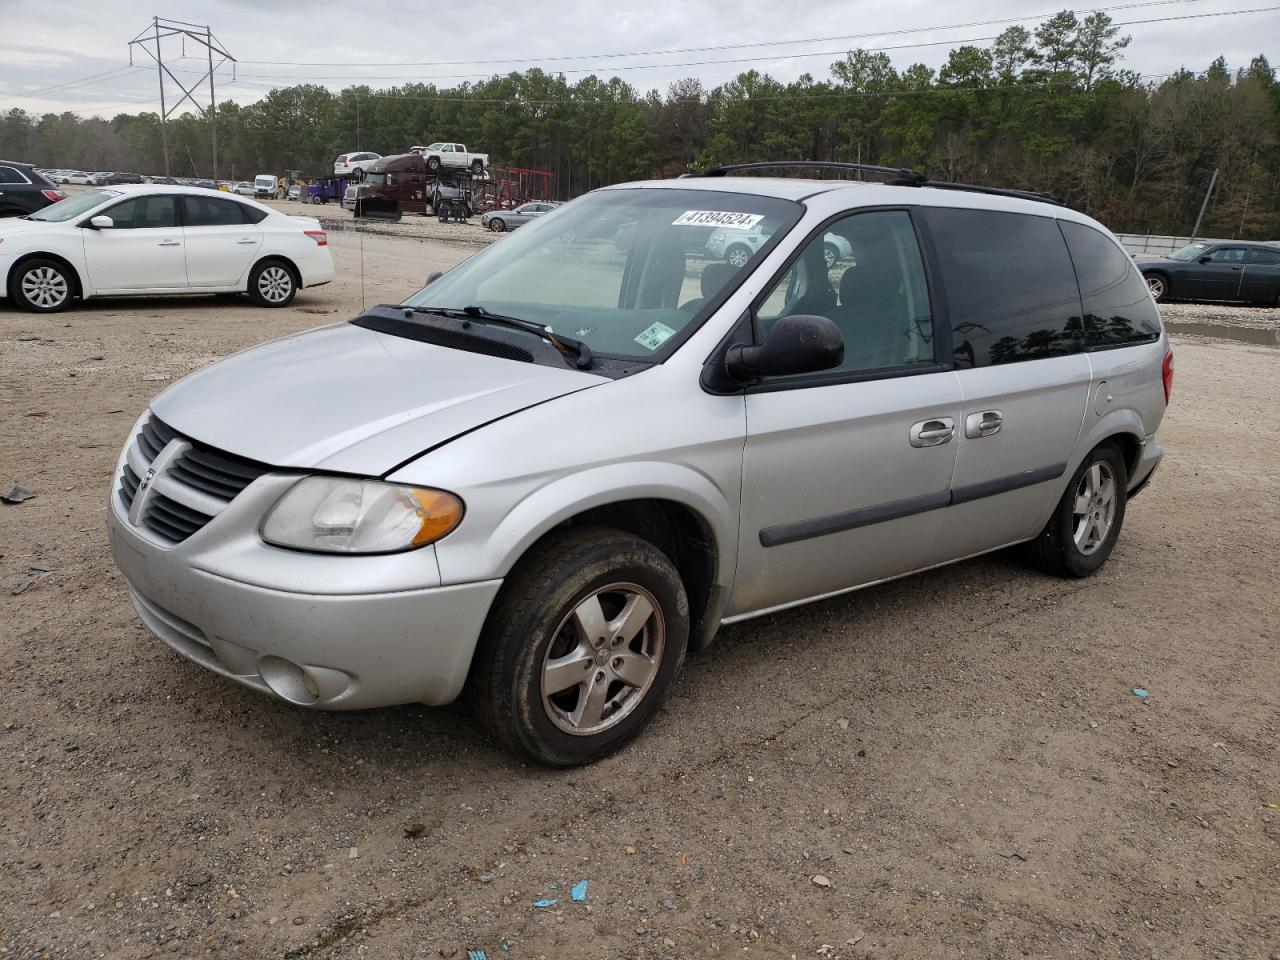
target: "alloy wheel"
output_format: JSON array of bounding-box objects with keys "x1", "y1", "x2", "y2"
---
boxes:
[
  {"x1": 1146, "y1": 275, "x2": 1166, "y2": 300},
  {"x1": 21, "y1": 266, "x2": 69, "y2": 309},
  {"x1": 540, "y1": 583, "x2": 665, "y2": 736},
  {"x1": 257, "y1": 266, "x2": 292, "y2": 303},
  {"x1": 1072, "y1": 461, "x2": 1117, "y2": 555}
]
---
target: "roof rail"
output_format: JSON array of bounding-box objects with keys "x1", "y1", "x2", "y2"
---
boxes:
[
  {"x1": 691, "y1": 160, "x2": 924, "y2": 185},
  {"x1": 686, "y1": 160, "x2": 1065, "y2": 207}
]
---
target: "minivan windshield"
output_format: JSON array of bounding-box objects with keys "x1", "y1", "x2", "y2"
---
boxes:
[
  {"x1": 1168, "y1": 242, "x2": 1208, "y2": 261},
  {"x1": 27, "y1": 189, "x2": 120, "y2": 222},
  {"x1": 402, "y1": 188, "x2": 802, "y2": 360}
]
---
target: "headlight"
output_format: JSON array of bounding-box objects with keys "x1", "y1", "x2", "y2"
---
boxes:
[{"x1": 261, "y1": 477, "x2": 463, "y2": 554}]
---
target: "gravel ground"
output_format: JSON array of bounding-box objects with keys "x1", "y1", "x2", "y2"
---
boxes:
[{"x1": 1, "y1": 233, "x2": 1278, "y2": 960}]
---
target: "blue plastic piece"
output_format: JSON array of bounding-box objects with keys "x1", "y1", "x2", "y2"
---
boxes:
[
  {"x1": 570, "y1": 880, "x2": 588, "y2": 902},
  {"x1": 467, "y1": 952, "x2": 487, "y2": 960},
  {"x1": 1133, "y1": 687, "x2": 1150, "y2": 698},
  {"x1": 533, "y1": 898, "x2": 558, "y2": 909}
]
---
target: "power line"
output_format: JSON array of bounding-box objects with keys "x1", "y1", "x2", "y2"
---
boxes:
[
  {"x1": 194, "y1": 7, "x2": 1280, "y2": 84},
  {"x1": 12, "y1": 66, "x2": 140, "y2": 99},
  {"x1": 235, "y1": 0, "x2": 1211, "y2": 68}
]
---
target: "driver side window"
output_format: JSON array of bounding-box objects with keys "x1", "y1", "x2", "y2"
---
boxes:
[{"x1": 756, "y1": 210, "x2": 934, "y2": 376}]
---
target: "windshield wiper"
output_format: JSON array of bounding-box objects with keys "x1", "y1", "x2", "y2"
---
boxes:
[{"x1": 410, "y1": 305, "x2": 594, "y2": 369}]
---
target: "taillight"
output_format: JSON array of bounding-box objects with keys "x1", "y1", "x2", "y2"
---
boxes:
[
  {"x1": 1162, "y1": 348, "x2": 1174, "y2": 405},
  {"x1": 304, "y1": 230, "x2": 327, "y2": 246},
  {"x1": 41, "y1": 190, "x2": 64, "y2": 202}
]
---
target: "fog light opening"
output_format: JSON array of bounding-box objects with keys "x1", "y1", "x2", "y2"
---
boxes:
[{"x1": 258, "y1": 655, "x2": 322, "y2": 706}]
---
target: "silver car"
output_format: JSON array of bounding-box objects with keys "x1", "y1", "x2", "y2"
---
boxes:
[
  {"x1": 480, "y1": 201, "x2": 559, "y2": 232},
  {"x1": 108, "y1": 170, "x2": 1170, "y2": 766}
]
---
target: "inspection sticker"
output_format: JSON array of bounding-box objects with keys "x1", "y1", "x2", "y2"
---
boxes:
[
  {"x1": 634, "y1": 321, "x2": 677, "y2": 351},
  {"x1": 672, "y1": 210, "x2": 764, "y2": 230}
]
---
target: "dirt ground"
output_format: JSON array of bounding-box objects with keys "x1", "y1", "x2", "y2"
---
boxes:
[{"x1": 1, "y1": 231, "x2": 1278, "y2": 960}]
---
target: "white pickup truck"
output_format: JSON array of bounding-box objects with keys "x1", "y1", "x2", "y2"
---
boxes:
[{"x1": 416, "y1": 143, "x2": 489, "y2": 175}]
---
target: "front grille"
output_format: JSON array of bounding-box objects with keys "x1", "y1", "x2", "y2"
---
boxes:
[{"x1": 118, "y1": 414, "x2": 271, "y2": 545}]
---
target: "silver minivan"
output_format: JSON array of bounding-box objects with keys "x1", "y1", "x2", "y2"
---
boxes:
[{"x1": 108, "y1": 164, "x2": 1172, "y2": 766}]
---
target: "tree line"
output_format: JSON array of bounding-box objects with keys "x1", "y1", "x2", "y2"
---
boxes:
[{"x1": 2, "y1": 11, "x2": 1277, "y2": 238}]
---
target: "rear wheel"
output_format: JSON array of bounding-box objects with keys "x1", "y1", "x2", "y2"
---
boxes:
[
  {"x1": 469, "y1": 527, "x2": 689, "y2": 766},
  {"x1": 9, "y1": 258, "x2": 74, "y2": 313},
  {"x1": 725, "y1": 244, "x2": 752, "y2": 268},
  {"x1": 1145, "y1": 273, "x2": 1168, "y2": 302},
  {"x1": 247, "y1": 260, "x2": 297, "y2": 307},
  {"x1": 1027, "y1": 444, "x2": 1128, "y2": 578}
]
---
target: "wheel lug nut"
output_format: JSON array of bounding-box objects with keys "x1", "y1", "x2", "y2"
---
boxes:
[
  {"x1": 596, "y1": 671, "x2": 605, "y2": 682},
  {"x1": 612, "y1": 657, "x2": 622, "y2": 668}
]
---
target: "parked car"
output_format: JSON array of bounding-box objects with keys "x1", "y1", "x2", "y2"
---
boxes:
[
  {"x1": 707, "y1": 223, "x2": 853, "y2": 268},
  {"x1": 1139, "y1": 240, "x2": 1280, "y2": 304},
  {"x1": 418, "y1": 142, "x2": 489, "y2": 175},
  {"x1": 288, "y1": 184, "x2": 302, "y2": 201},
  {"x1": 0, "y1": 185, "x2": 334, "y2": 312},
  {"x1": 480, "y1": 201, "x2": 559, "y2": 232},
  {"x1": 0, "y1": 161, "x2": 66, "y2": 218},
  {"x1": 105, "y1": 169, "x2": 1169, "y2": 767},
  {"x1": 229, "y1": 181, "x2": 254, "y2": 196},
  {"x1": 94, "y1": 172, "x2": 145, "y2": 186},
  {"x1": 333, "y1": 152, "x2": 382, "y2": 178}
]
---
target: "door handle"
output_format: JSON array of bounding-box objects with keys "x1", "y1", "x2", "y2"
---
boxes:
[
  {"x1": 156, "y1": 239, "x2": 181, "y2": 247},
  {"x1": 235, "y1": 238, "x2": 256, "y2": 245},
  {"x1": 964, "y1": 409, "x2": 1004, "y2": 438},
  {"x1": 910, "y1": 417, "x2": 955, "y2": 447}
]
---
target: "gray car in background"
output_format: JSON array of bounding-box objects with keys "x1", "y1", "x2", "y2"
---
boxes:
[
  {"x1": 480, "y1": 201, "x2": 560, "y2": 232},
  {"x1": 108, "y1": 170, "x2": 1170, "y2": 766}
]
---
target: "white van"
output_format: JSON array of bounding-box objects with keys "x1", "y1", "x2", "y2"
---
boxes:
[{"x1": 254, "y1": 175, "x2": 279, "y2": 200}]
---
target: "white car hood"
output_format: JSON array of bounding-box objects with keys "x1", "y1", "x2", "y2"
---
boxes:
[
  {"x1": 150, "y1": 322, "x2": 607, "y2": 474},
  {"x1": 0, "y1": 218, "x2": 58, "y2": 239}
]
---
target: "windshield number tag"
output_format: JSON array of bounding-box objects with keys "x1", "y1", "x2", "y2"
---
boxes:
[
  {"x1": 634, "y1": 322, "x2": 677, "y2": 352},
  {"x1": 672, "y1": 210, "x2": 764, "y2": 230}
]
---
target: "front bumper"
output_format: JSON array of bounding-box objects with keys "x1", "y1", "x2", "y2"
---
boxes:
[{"x1": 107, "y1": 466, "x2": 501, "y2": 710}]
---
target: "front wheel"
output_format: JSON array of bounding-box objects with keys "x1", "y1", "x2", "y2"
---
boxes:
[
  {"x1": 427, "y1": 157, "x2": 441, "y2": 171},
  {"x1": 725, "y1": 244, "x2": 751, "y2": 268},
  {"x1": 247, "y1": 260, "x2": 297, "y2": 307},
  {"x1": 1145, "y1": 273, "x2": 1168, "y2": 302},
  {"x1": 1027, "y1": 444, "x2": 1128, "y2": 578},
  {"x1": 469, "y1": 527, "x2": 689, "y2": 766},
  {"x1": 488, "y1": 218, "x2": 506, "y2": 232},
  {"x1": 823, "y1": 242, "x2": 839, "y2": 269},
  {"x1": 9, "y1": 258, "x2": 75, "y2": 313},
  {"x1": 471, "y1": 160, "x2": 484, "y2": 176}
]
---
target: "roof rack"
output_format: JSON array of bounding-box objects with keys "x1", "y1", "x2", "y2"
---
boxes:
[{"x1": 687, "y1": 160, "x2": 1065, "y2": 207}]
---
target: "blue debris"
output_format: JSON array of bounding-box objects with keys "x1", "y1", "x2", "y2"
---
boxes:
[
  {"x1": 570, "y1": 880, "x2": 588, "y2": 903},
  {"x1": 533, "y1": 898, "x2": 558, "y2": 909},
  {"x1": 501, "y1": 942, "x2": 511, "y2": 953},
  {"x1": 467, "y1": 952, "x2": 487, "y2": 960},
  {"x1": 1132, "y1": 687, "x2": 1150, "y2": 698}
]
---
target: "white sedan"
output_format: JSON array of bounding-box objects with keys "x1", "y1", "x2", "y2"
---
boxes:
[{"x1": 0, "y1": 185, "x2": 335, "y2": 313}]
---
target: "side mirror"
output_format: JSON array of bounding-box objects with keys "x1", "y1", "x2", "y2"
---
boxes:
[
  {"x1": 1198, "y1": 255, "x2": 1212, "y2": 263},
  {"x1": 87, "y1": 215, "x2": 113, "y2": 230},
  {"x1": 424, "y1": 271, "x2": 443, "y2": 286},
  {"x1": 725, "y1": 314, "x2": 844, "y2": 380}
]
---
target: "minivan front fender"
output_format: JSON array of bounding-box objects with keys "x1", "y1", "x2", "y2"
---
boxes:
[{"x1": 430, "y1": 460, "x2": 739, "y2": 598}]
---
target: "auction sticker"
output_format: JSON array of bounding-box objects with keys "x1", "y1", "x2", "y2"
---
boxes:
[
  {"x1": 672, "y1": 210, "x2": 764, "y2": 230},
  {"x1": 634, "y1": 321, "x2": 677, "y2": 351}
]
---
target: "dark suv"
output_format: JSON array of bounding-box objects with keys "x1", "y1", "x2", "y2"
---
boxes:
[{"x1": 0, "y1": 161, "x2": 65, "y2": 218}]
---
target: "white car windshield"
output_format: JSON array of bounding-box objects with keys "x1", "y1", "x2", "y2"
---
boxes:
[
  {"x1": 402, "y1": 188, "x2": 802, "y2": 361},
  {"x1": 27, "y1": 189, "x2": 121, "y2": 222}
]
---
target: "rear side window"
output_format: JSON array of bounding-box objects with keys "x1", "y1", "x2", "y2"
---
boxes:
[
  {"x1": 923, "y1": 208, "x2": 1082, "y2": 368},
  {"x1": 1059, "y1": 220, "x2": 1160, "y2": 349},
  {"x1": 240, "y1": 204, "x2": 268, "y2": 224},
  {"x1": 181, "y1": 195, "x2": 252, "y2": 226},
  {"x1": 0, "y1": 165, "x2": 30, "y2": 184},
  {"x1": 1246, "y1": 248, "x2": 1280, "y2": 265}
]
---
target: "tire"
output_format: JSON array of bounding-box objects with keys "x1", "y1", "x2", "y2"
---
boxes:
[
  {"x1": 469, "y1": 527, "x2": 689, "y2": 766},
  {"x1": 427, "y1": 157, "x2": 441, "y2": 171},
  {"x1": 471, "y1": 160, "x2": 484, "y2": 176},
  {"x1": 1027, "y1": 443, "x2": 1128, "y2": 578},
  {"x1": 9, "y1": 257, "x2": 75, "y2": 313},
  {"x1": 489, "y1": 218, "x2": 506, "y2": 232},
  {"x1": 247, "y1": 259, "x2": 297, "y2": 307},
  {"x1": 725, "y1": 244, "x2": 752, "y2": 268},
  {"x1": 1145, "y1": 272, "x2": 1168, "y2": 302},
  {"x1": 823, "y1": 242, "x2": 839, "y2": 269}
]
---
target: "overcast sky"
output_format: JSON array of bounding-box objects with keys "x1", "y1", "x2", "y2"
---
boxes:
[{"x1": 0, "y1": 0, "x2": 1273, "y2": 118}]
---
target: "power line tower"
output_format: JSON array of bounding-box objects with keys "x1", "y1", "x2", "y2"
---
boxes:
[{"x1": 128, "y1": 17, "x2": 235, "y2": 180}]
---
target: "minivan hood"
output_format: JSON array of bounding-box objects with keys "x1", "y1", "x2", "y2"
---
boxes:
[{"x1": 151, "y1": 322, "x2": 607, "y2": 474}]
